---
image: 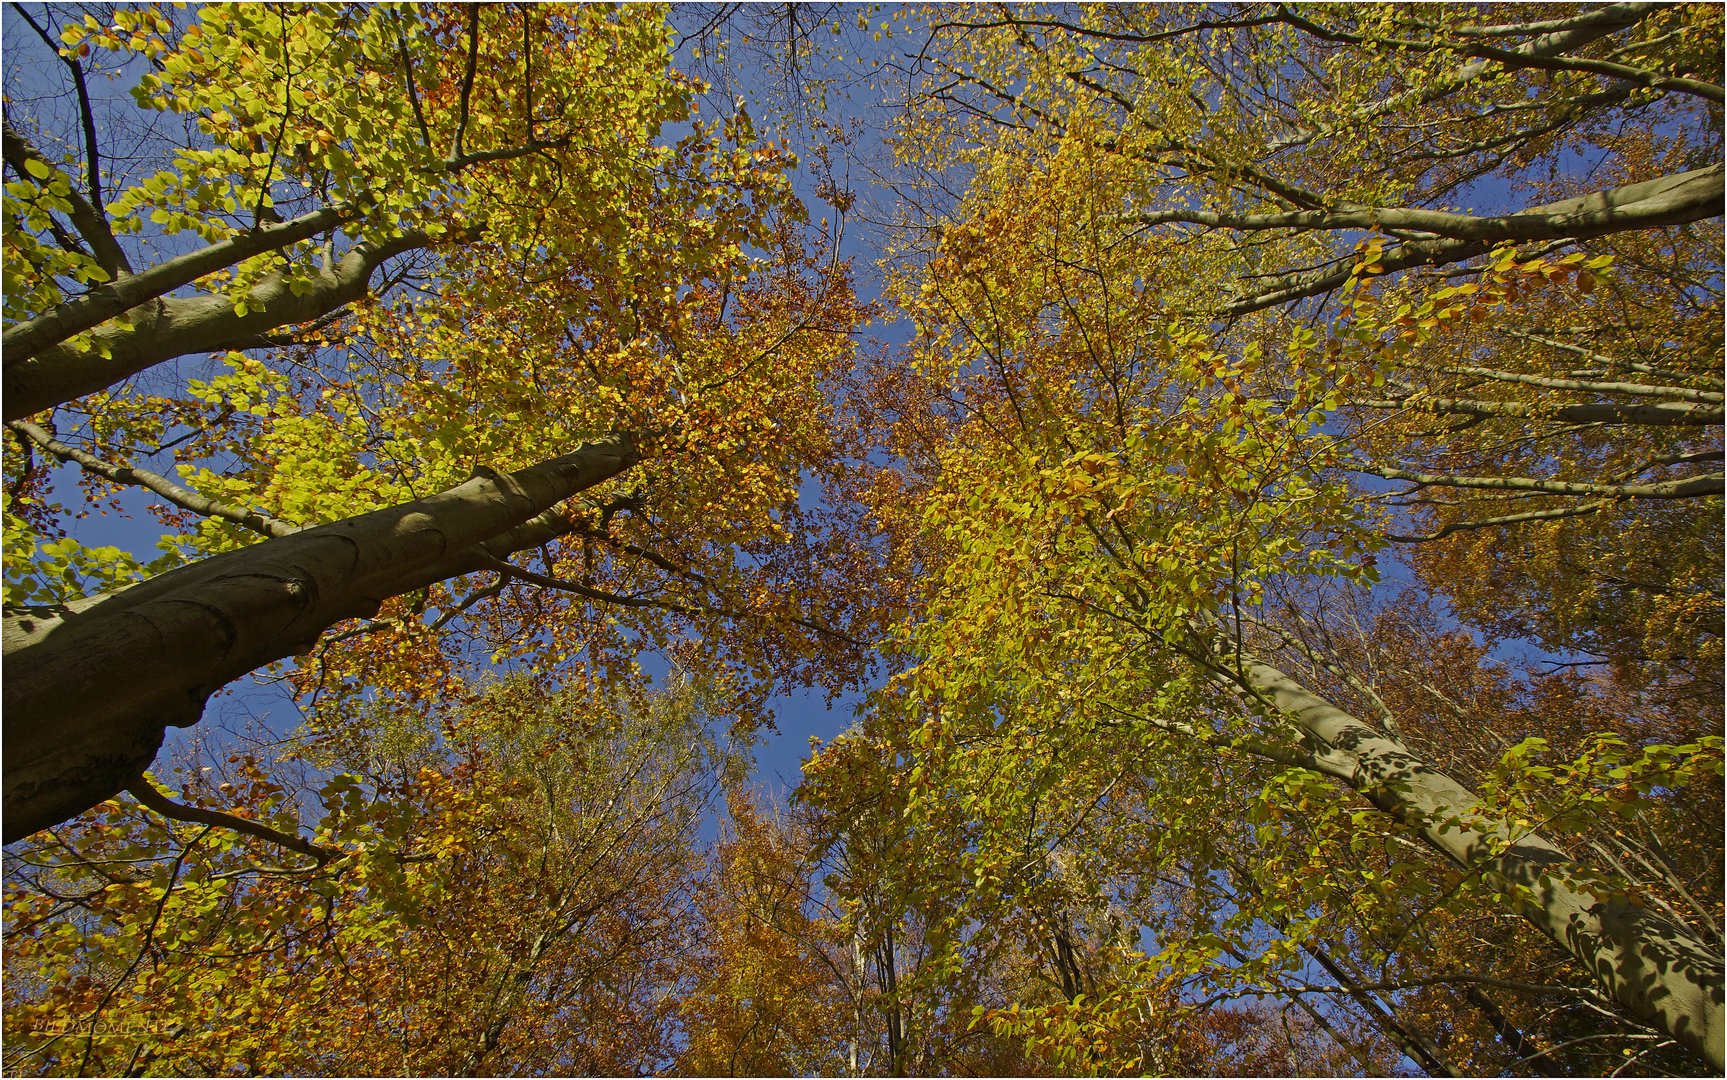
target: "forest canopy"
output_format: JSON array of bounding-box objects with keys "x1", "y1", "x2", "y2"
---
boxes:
[{"x1": 2, "y1": 3, "x2": 1722, "y2": 1076}]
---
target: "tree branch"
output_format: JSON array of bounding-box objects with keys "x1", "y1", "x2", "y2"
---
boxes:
[
  {"x1": 1, "y1": 202, "x2": 351, "y2": 366},
  {"x1": 0, "y1": 122, "x2": 130, "y2": 280},
  {"x1": 1506, "y1": 329, "x2": 1726, "y2": 391},
  {"x1": 1384, "y1": 499, "x2": 1612, "y2": 543},
  {"x1": 1346, "y1": 393, "x2": 1723, "y2": 427},
  {"x1": 6, "y1": 6, "x2": 130, "y2": 276},
  {"x1": 1121, "y1": 164, "x2": 1723, "y2": 246},
  {"x1": 1435, "y1": 364, "x2": 1724, "y2": 405},
  {"x1": 8, "y1": 420, "x2": 296, "y2": 538},
  {"x1": 4, "y1": 226, "x2": 431, "y2": 421},
  {"x1": 1364, "y1": 465, "x2": 1723, "y2": 501},
  {"x1": 1264, "y1": 2, "x2": 1662, "y2": 154},
  {"x1": 1463, "y1": 40, "x2": 1724, "y2": 104},
  {"x1": 393, "y1": 12, "x2": 434, "y2": 150},
  {"x1": 128, "y1": 773, "x2": 333, "y2": 866},
  {"x1": 450, "y1": 6, "x2": 482, "y2": 163}
]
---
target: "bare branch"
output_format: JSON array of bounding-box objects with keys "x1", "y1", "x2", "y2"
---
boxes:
[{"x1": 1385, "y1": 499, "x2": 1612, "y2": 543}]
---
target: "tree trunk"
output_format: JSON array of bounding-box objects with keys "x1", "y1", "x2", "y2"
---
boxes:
[
  {"x1": 1241, "y1": 659, "x2": 1724, "y2": 1070},
  {"x1": 0, "y1": 202, "x2": 350, "y2": 365},
  {"x1": 3, "y1": 436, "x2": 638, "y2": 840},
  {"x1": 2, "y1": 230, "x2": 429, "y2": 422},
  {"x1": 1351, "y1": 396, "x2": 1725, "y2": 428},
  {"x1": 1219, "y1": 165, "x2": 1725, "y2": 315}
]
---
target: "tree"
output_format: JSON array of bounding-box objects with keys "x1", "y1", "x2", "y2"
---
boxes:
[
  {"x1": 828, "y1": 2, "x2": 1723, "y2": 1069},
  {"x1": 674, "y1": 788, "x2": 854, "y2": 1077},
  {"x1": 1136, "y1": 581, "x2": 1724, "y2": 1075},
  {"x1": 3, "y1": 676, "x2": 732, "y2": 1076},
  {"x1": 2, "y1": 3, "x2": 729, "y2": 417},
  {"x1": 6, "y1": 4, "x2": 1724, "y2": 1073},
  {"x1": 4, "y1": 439, "x2": 637, "y2": 840},
  {"x1": 4, "y1": 2, "x2": 872, "y2": 837},
  {"x1": 798, "y1": 694, "x2": 1399, "y2": 1077}
]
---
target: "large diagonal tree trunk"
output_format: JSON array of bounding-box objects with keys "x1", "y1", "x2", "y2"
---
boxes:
[
  {"x1": 1242, "y1": 659, "x2": 1724, "y2": 1070},
  {"x1": 3, "y1": 436, "x2": 638, "y2": 841}
]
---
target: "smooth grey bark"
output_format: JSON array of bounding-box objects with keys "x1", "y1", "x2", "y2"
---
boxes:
[
  {"x1": 1433, "y1": 367, "x2": 1723, "y2": 405},
  {"x1": 1240, "y1": 659, "x2": 1725, "y2": 1070},
  {"x1": 1350, "y1": 394, "x2": 1725, "y2": 427},
  {"x1": 2, "y1": 229, "x2": 430, "y2": 422},
  {"x1": 0, "y1": 203, "x2": 352, "y2": 363},
  {"x1": 1366, "y1": 464, "x2": 1723, "y2": 500},
  {"x1": 1209, "y1": 166, "x2": 1726, "y2": 316},
  {"x1": 1434, "y1": 2, "x2": 1659, "y2": 41},
  {"x1": 1127, "y1": 165, "x2": 1726, "y2": 244},
  {"x1": 2, "y1": 435, "x2": 639, "y2": 841}
]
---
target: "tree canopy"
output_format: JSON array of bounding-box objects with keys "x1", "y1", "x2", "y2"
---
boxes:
[{"x1": 4, "y1": 3, "x2": 1722, "y2": 1076}]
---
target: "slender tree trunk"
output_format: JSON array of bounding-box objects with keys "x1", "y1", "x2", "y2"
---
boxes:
[
  {"x1": 878, "y1": 925, "x2": 905, "y2": 1076},
  {"x1": 1463, "y1": 985, "x2": 1546, "y2": 1066},
  {"x1": 3, "y1": 436, "x2": 638, "y2": 840},
  {"x1": 1301, "y1": 940, "x2": 1457, "y2": 1077},
  {"x1": 849, "y1": 922, "x2": 866, "y2": 1077},
  {"x1": 1240, "y1": 659, "x2": 1725, "y2": 1070}
]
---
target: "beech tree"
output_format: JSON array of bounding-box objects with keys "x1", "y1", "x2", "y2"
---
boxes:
[
  {"x1": 5, "y1": 3, "x2": 1723, "y2": 1076},
  {"x1": 674, "y1": 789, "x2": 856, "y2": 1077},
  {"x1": 2, "y1": 677, "x2": 732, "y2": 1075},
  {"x1": 3, "y1": 3, "x2": 871, "y2": 838},
  {"x1": 802, "y1": 705, "x2": 1411, "y2": 1076},
  {"x1": 1249, "y1": 586, "x2": 1725, "y2": 1075},
  {"x1": 816, "y1": 1, "x2": 1723, "y2": 1070}
]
